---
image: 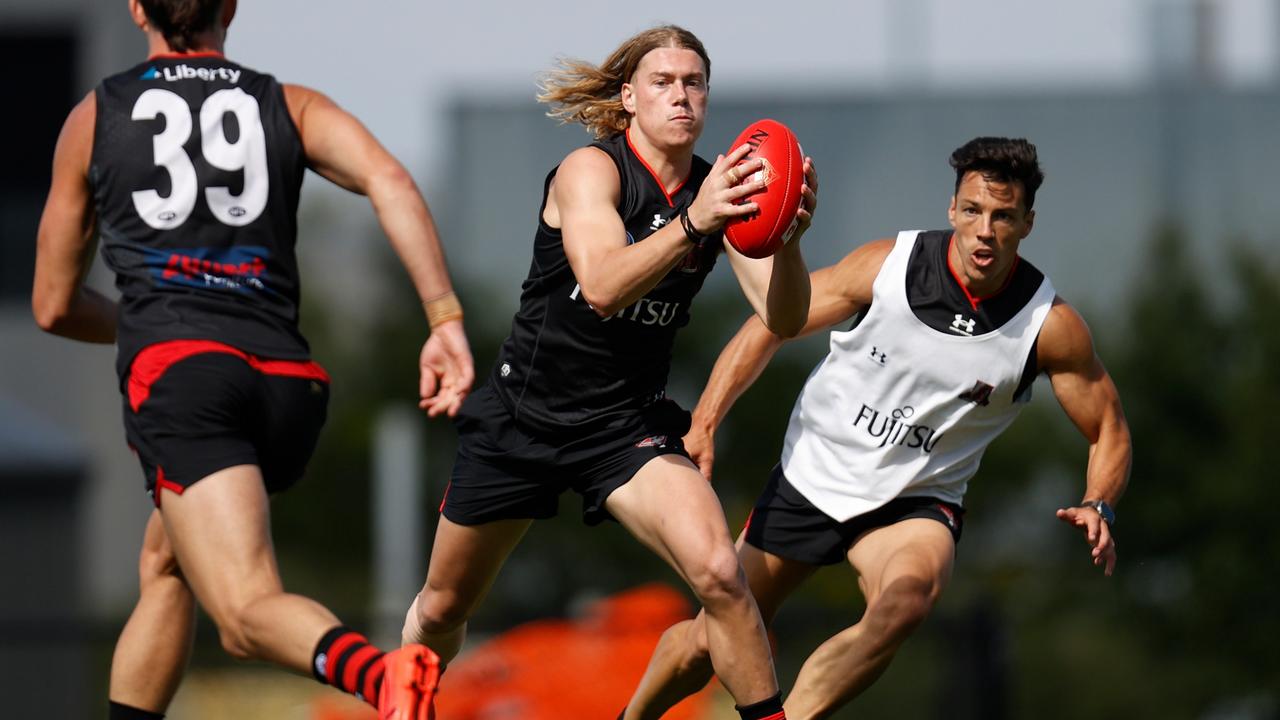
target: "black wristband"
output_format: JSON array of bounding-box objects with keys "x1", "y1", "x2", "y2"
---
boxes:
[{"x1": 679, "y1": 205, "x2": 708, "y2": 244}]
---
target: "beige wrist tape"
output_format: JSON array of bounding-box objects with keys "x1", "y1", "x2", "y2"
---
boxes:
[{"x1": 425, "y1": 291, "x2": 463, "y2": 329}]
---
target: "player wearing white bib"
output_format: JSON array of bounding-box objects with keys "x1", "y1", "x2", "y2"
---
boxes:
[
  {"x1": 780, "y1": 226, "x2": 1056, "y2": 521},
  {"x1": 622, "y1": 137, "x2": 1131, "y2": 720}
]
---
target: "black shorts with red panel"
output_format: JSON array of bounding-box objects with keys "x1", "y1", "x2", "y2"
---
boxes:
[
  {"x1": 122, "y1": 340, "x2": 330, "y2": 506},
  {"x1": 442, "y1": 382, "x2": 693, "y2": 527},
  {"x1": 744, "y1": 464, "x2": 966, "y2": 566}
]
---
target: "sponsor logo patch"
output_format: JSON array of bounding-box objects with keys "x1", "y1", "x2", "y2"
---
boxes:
[
  {"x1": 853, "y1": 403, "x2": 941, "y2": 452},
  {"x1": 142, "y1": 64, "x2": 242, "y2": 84},
  {"x1": 145, "y1": 246, "x2": 271, "y2": 293}
]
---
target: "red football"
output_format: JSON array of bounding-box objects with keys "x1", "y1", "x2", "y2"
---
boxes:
[{"x1": 723, "y1": 119, "x2": 804, "y2": 259}]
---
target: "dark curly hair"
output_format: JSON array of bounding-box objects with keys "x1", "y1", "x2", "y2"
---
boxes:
[
  {"x1": 949, "y1": 137, "x2": 1044, "y2": 210},
  {"x1": 138, "y1": 0, "x2": 225, "y2": 52}
]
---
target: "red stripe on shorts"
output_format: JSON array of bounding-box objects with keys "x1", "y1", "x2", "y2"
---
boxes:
[
  {"x1": 153, "y1": 465, "x2": 185, "y2": 508},
  {"x1": 127, "y1": 339, "x2": 328, "y2": 412}
]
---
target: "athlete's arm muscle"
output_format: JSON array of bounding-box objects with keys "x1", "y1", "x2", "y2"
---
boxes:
[
  {"x1": 285, "y1": 85, "x2": 456, "y2": 310},
  {"x1": 1039, "y1": 298, "x2": 1131, "y2": 575},
  {"x1": 685, "y1": 238, "x2": 893, "y2": 479},
  {"x1": 284, "y1": 84, "x2": 473, "y2": 416},
  {"x1": 722, "y1": 157, "x2": 818, "y2": 338},
  {"x1": 32, "y1": 92, "x2": 117, "y2": 343},
  {"x1": 552, "y1": 147, "x2": 698, "y2": 317},
  {"x1": 553, "y1": 143, "x2": 764, "y2": 317}
]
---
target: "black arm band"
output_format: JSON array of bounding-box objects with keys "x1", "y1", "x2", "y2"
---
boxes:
[{"x1": 679, "y1": 205, "x2": 709, "y2": 245}]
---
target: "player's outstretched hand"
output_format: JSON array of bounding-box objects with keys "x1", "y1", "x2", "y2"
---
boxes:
[
  {"x1": 1055, "y1": 505, "x2": 1117, "y2": 576},
  {"x1": 683, "y1": 424, "x2": 716, "y2": 482},
  {"x1": 418, "y1": 319, "x2": 474, "y2": 417}
]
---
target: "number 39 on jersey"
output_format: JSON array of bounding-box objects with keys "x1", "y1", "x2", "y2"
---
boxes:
[{"x1": 131, "y1": 87, "x2": 269, "y2": 230}]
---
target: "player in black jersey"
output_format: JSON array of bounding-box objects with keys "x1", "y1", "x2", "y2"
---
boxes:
[
  {"x1": 624, "y1": 137, "x2": 1133, "y2": 719},
  {"x1": 399, "y1": 25, "x2": 815, "y2": 720},
  {"x1": 31, "y1": 2, "x2": 471, "y2": 718}
]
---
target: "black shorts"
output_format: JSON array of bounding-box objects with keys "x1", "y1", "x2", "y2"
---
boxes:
[
  {"x1": 443, "y1": 383, "x2": 692, "y2": 526},
  {"x1": 122, "y1": 340, "x2": 330, "y2": 506},
  {"x1": 744, "y1": 464, "x2": 965, "y2": 566}
]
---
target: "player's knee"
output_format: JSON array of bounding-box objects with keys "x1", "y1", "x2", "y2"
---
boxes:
[
  {"x1": 415, "y1": 589, "x2": 472, "y2": 635},
  {"x1": 136, "y1": 540, "x2": 181, "y2": 588},
  {"x1": 215, "y1": 617, "x2": 256, "y2": 661},
  {"x1": 869, "y1": 577, "x2": 938, "y2": 641},
  {"x1": 685, "y1": 546, "x2": 748, "y2": 608},
  {"x1": 208, "y1": 592, "x2": 274, "y2": 662}
]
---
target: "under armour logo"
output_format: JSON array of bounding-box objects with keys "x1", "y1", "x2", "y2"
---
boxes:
[
  {"x1": 950, "y1": 314, "x2": 976, "y2": 335},
  {"x1": 869, "y1": 347, "x2": 887, "y2": 365},
  {"x1": 500, "y1": 362, "x2": 512, "y2": 377},
  {"x1": 649, "y1": 213, "x2": 670, "y2": 231},
  {"x1": 959, "y1": 380, "x2": 994, "y2": 406}
]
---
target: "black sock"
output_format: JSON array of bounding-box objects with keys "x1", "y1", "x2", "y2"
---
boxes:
[
  {"x1": 108, "y1": 700, "x2": 164, "y2": 719},
  {"x1": 736, "y1": 691, "x2": 785, "y2": 720},
  {"x1": 312, "y1": 625, "x2": 387, "y2": 706}
]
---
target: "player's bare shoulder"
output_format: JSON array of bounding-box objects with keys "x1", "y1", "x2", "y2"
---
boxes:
[
  {"x1": 54, "y1": 91, "x2": 97, "y2": 170},
  {"x1": 555, "y1": 146, "x2": 619, "y2": 190},
  {"x1": 545, "y1": 145, "x2": 619, "y2": 226},
  {"x1": 826, "y1": 237, "x2": 895, "y2": 304},
  {"x1": 1037, "y1": 296, "x2": 1098, "y2": 373},
  {"x1": 800, "y1": 238, "x2": 894, "y2": 333},
  {"x1": 280, "y1": 84, "x2": 330, "y2": 130}
]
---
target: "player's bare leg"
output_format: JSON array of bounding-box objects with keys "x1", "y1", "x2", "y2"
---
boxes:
[
  {"x1": 783, "y1": 519, "x2": 954, "y2": 720},
  {"x1": 624, "y1": 538, "x2": 816, "y2": 720},
  {"x1": 607, "y1": 455, "x2": 781, "y2": 710},
  {"x1": 108, "y1": 510, "x2": 195, "y2": 713},
  {"x1": 403, "y1": 516, "x2": 533, "y2": 662},
  {"x1": 157, "y1": 465, "x2": 342, "y2": 669},
  {"x1": 157, "y1": 464, "x2": 441, "y2": 717}
]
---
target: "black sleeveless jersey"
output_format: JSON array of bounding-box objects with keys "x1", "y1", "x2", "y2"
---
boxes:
[
  {"x1": 91, "y1": 53, "x2": 308, "y2": 380},
  {"x1": 489, "y1": 131, "x2": 722, "y2": 435}
]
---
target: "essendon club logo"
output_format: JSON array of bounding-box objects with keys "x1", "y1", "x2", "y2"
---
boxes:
[
  {"x1": 742, "y1": 129, "x2": 777, "y2": 187},
  {"x1": 959, "y1": 380, "x2": 994, "y2": 406}
]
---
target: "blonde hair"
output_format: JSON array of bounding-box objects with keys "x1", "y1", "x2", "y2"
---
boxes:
[{"x1": 537, "y1": 25, "x2": 710, "y2": 140}]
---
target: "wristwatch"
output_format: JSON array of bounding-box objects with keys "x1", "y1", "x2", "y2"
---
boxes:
[{"x1": 1078, "y1": 499, "x2": 1116, "y2": 526}]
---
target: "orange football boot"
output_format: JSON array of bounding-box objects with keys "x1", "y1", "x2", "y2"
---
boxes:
[{"x1": 377, "y1": 644, "x2": 441, "y2": 720}]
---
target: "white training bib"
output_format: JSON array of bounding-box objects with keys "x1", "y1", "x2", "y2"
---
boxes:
[{"x1": 780, "y1": 230, "x2": 1056, "y2": 521}]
